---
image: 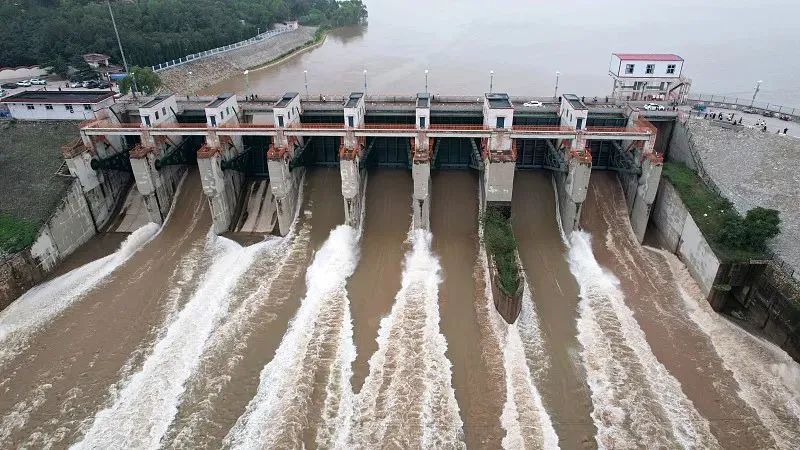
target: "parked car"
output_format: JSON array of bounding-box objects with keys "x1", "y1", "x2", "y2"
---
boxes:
[
  {"x1": 523, "y1": 100, "x2": 543, "y2": 108},
  {"x1": 29, "y1": 78, "x2": 47, "y2": 85},
  {"x1": 83, "y1": 80, "x2": 100, "y2": 89},
  {"x1": 97, "y1": 81, "x2": 112, "y2": 89},
  {"x1": 741, "y1": 107, "x2": 757, "y2": 114},
  {"x1": 16, "y1": 80, "x2": 31, "y2": 87},
  {"x1": 643, "y1": 103, "x2": 665, "y2": 111},
  {"x1": 1, "y1": 83, "x2": 17, "y2": 89},
  {"x1": 761, "y1": 110, "x2": 775, "y2": 118},
  {"x1": 0, "y1": 88, "x2": 6, "y2": 98},
  {"x1": 68, "y1": 81, "x2": 83, "y2": 88}
]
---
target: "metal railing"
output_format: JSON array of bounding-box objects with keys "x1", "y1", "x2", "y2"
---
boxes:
[
  {"x1": 687, "y1": 93, "x2": 798, "y2": 118},
  {"x1": 150, "y1": 27, "x2": 292, "y2": 72}
]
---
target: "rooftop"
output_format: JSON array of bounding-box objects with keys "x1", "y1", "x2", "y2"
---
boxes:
[
  {"x1": 275, "y1": 92, "x2": 299, "y2": 108},
  {"x1": 486, "y1": 93, "x2": 512, "y2": 109},
  {"x1": 613, "y1": 53, "x2": 683, "y2": 61},
  {"x1": 563, "y1": 93, "x2": 588, "y2": 110},
  {"x1": 1, "y1": 90, "x2": 114, "y2": 105},
  {"x1": 82, "y1": 53, "x2": 111, "y2": 63},
  {"x1": 207, "y1": 92, "x2": 234, "y2": 109},
  {"x1": 345, "y1": 92, "x2": 364, "y2": 109},
  {"x1": 141, "y1": 95, "x2": 171, "y2": 109}
]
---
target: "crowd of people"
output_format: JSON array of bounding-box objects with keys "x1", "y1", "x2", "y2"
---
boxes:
[{"x1": 704, "y1": 110, "x2": 789, "y2": 134}]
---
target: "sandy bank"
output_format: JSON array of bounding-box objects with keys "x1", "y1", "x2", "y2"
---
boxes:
[{"x1": 159, "y1": 26, "x2": 317, "y2": 95}]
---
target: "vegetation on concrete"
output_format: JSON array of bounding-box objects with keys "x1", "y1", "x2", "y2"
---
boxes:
[
  {"x1": 0, "y1": 214, "x2": 38, "y2": 254},
  {"x1": 0, "y1": 1, "x2": 367, "y2": 72},
  {"x1": 0, "y1": 121, "x2": 76, "y2": 253},
  {"x1": 662, "y1": 162, "x2": 781, "y2": 261},
  {"x1": 482, "y1": 206, "x2": 521, "y2": 295},
  {"x1": 118, "y1": 66, "x2": 162, "y2": 95}
]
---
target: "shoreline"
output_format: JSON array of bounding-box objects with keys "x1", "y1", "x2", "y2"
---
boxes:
[
  {"x1": 158, "y1": 26, "x2": 320, "y2": 95},
  {"x1": 247, "y1": 31, "x2": 329, "y2": 74}
]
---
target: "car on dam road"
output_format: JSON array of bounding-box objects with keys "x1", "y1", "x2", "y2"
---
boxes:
[
  {"x1": 523, "y1": 100, "x2": 543, "y2": 107},
  {"x1": 643, "y1": 102, "x2": 666, "y2": 111}
]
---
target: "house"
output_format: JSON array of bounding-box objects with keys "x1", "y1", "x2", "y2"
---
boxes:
[
  {"x1": 82, "y1": 53, "x2": 111, "y2": 69},
  {"x1": 0, "y1": 90, "x2": 115, "y2": 120},
  {"x1": 608, "y1": 53, "x2": 691, "y2": 102},
  {"x1": 284, "y1": 20, "x2": 299, "y2": 30},
  {"x1": 81, "y1": 53, "x2": 122, "y2": 81}
]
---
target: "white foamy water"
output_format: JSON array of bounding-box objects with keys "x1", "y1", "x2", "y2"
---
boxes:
[
  {"x1": 478, "y1": 247, "x2": 559, "y2": 450},
  {"x1": 656, "y1": 248, "x2": 800, "y2": 449},
  {"x1": 567, "y1": 231, "x2": 720, "y2": 449},
  {"x1": 340, "y1": 229, "x2": 464, "y2": 448},
  {"x1": 169, "y1": 221, "x2": 311, "y2": 446},
  {"x1": 71, "y1": 232, "x2": 274, "y2": 449},
  {"x1": 224, "y1": 225, "x2": 359, "y2": 449},
  {"x1": 0, "y1": 223, "x2": 159, "y2": 366}
]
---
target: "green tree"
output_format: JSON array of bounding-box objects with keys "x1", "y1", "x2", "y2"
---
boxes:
[
  {"x1": 118, "y1": 66, "x2": 162, "y2": 95},
  {"x1": 720, "y1": 207, "x2": 780, "y2": 251}
]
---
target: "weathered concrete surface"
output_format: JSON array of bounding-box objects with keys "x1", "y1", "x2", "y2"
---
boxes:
[
  {"x1": 412, "y1": 162, "x2": 431, "y2": 229},
  {"x1": 160, "y1": 27, "x2": 317, "y2": 95},
  {"x1": 689, "y1": 118, "x2": 800, "y2": 274},
  {"x1": 267, "y1": 159, "x2": 304, "y2": 236},
  {"x1": 651, "y1": 181, "x2": 721, "y2": 296}
]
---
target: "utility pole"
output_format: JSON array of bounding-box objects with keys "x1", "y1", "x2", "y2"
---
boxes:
[
  {"x1": 107, "y1": 0, "x2": 138, "y2": 98},
  {"x1": 425, "y1": 69, "x2": 429, "y2": 94},
  {"x1": 554, "y1": 71, "x2": 560, "y2": 99},
  {"x1": 244, "y1": 70, "x2": 250, "y2": 96},
  {"x1": 489, "y1": 70, "x2": 494, "y2": 93},
  {"x1": 363, "y1": 69, "x2": 368, "y2": 95},
  {"x1": 750, "y1": 80, "x2": 763, "y2": 106},
  {"x1": 304, "y1": 70, "x2": 309, "y2": 98}
]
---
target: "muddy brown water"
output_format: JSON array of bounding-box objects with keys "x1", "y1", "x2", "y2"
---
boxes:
[
  {"x1": 348, "y1": 169, "x2": 412, "y2": 393},
  {"x1": 581, "y1": 172, "x2": 775, "y2": 449},
  {"x1": 431, "y1": 170, "x2": 505, "y2": 449},
  {"x1": 511, "y1": 171, "x2": 598, "y2": 449},
  {"x1": 0, "y1": 168, "x2": 211, "y2": 448}
]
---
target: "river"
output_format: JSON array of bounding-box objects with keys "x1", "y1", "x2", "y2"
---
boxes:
[
  {"x1": 207, "y1": 0, "x2": 800, "y2": 107},
  {"x1": 3, "y1": 1, "x2": 800, "y2": 447}
]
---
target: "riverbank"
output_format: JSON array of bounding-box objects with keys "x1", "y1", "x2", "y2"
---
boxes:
[{"x1": 159, "y1": 26, "x2": 318, "y2": 95}]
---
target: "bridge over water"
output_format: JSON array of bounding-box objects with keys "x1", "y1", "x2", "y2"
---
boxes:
[{"x1": 66, "y1": 91, "x2": 678, "y2": 241}]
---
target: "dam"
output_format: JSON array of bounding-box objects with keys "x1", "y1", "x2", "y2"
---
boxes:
[{"x1": 1, "y1": 89, "x2": 799, "y2": 450}]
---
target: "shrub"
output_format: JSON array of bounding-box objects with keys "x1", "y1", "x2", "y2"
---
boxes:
[
  {"x1": 482, "y1": 206, "x2": 520, "y2": 294},
  {"x1": 0, "y1": 214, "x2": 38, "y2": 254}
]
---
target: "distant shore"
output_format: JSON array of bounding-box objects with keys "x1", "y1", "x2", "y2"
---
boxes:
[{"x1": 159, "y1": 26, "x2": 319, "y2": 95}]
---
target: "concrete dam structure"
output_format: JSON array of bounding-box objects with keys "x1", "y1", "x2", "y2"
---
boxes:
[
  {"x1": 74, "y1": 91, "x2": 671, "y2": 242},
  {"x1": 5, "y1": 88, "x2": 800, "y2": 449}
]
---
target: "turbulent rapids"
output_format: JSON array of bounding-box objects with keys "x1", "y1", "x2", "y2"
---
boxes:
[{"x1": 1, "y1": 169, "x2": 799, "y2": 449}]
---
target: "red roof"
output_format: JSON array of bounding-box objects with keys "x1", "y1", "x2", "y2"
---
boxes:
[
  {"x1": 82, "y1": 53, "x2": 111, "y2": 62},
  {"x1": 613, "y1": 53, "x2": 683, "y2": 61}
]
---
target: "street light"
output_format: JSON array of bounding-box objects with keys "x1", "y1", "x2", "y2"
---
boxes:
[
  {"x1": 750, "y1": 80, "x2": 763, "y2": 106},
  {"x1": 425, "y1": 69, "x2": 429, "y2": 94},
  {"x1": 554, "y1": 71, "x2": 560, "y2": 99},
  {"x1": 489, "y1": 70, "x2": 494, "y2": 93},
  {"x1": 364, "y1": 69, "x2": 368, "y2": 95},
  {"x1": 304, "y1": 69, "x2": 309, "y2": 98},
  {"x1": 244, "y1": 69, "x2": 250, "y2": 97}
]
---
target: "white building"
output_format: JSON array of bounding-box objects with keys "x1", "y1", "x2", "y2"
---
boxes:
[
  {"x1": 0, "y1": 90, "x2": 115, "y2": 120},
  {"x1": 608, "y1": 53, "x2": 691, "y2": 102}
]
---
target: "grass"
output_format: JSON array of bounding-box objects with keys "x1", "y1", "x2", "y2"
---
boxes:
[
  {"x1": 0, "y1": 214, "x2": 38, "y2": 254},
  {"x1": 0, "y1": 120, "x2": 77, "y2": 254},
  {"x1": 662, "y1": 162, "x2": 763, "y2": 262},
  {"x1": 482, "y1": 206, "x2": 520, "y2": 295}
]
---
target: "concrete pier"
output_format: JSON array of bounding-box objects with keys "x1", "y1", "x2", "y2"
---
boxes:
[
  {"x1": 340, "y1": 93, "x2": 367, "y2": 229},
  {"x1": 412, "y1": 94, "x2": 431, "y2": 229},
  {"x1": 482, "y1": 94, "x2": 516, "y2": 215},
  {"x1": 554, "y1": 94, "x2": 593, "y2": 234},
  {"x1": 197, "y1": 93, "x2": 245, "y2": 233},
  {"x1": 267, "y1": 92, "x2": 305, "y2": 235}
]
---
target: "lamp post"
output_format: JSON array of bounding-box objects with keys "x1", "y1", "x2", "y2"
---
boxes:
[
  {"x1": 425, "y1": 69, "x2": 429, "y2": 93},
  {"x1": 304, "y1": 69, "x2": 309, "y2": 98},
  {"x1": 244, "y1": 69, "x2": 250, "y2": 97},
  {"x1": 363, "y1": 69, "x2": 368, "y2": 95},
  {"x1": 750, "y1": 80, "x2": 763, "y2": 106},
  {"x1": 489, "y1": 70, "x2": 494, "y2": 93},
  {"x1": 106, "y1": 0, "x2": 137, "y2": 98},
  {"x1": 554, "y1": 70, "x2": 560, "y2": 99}
]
